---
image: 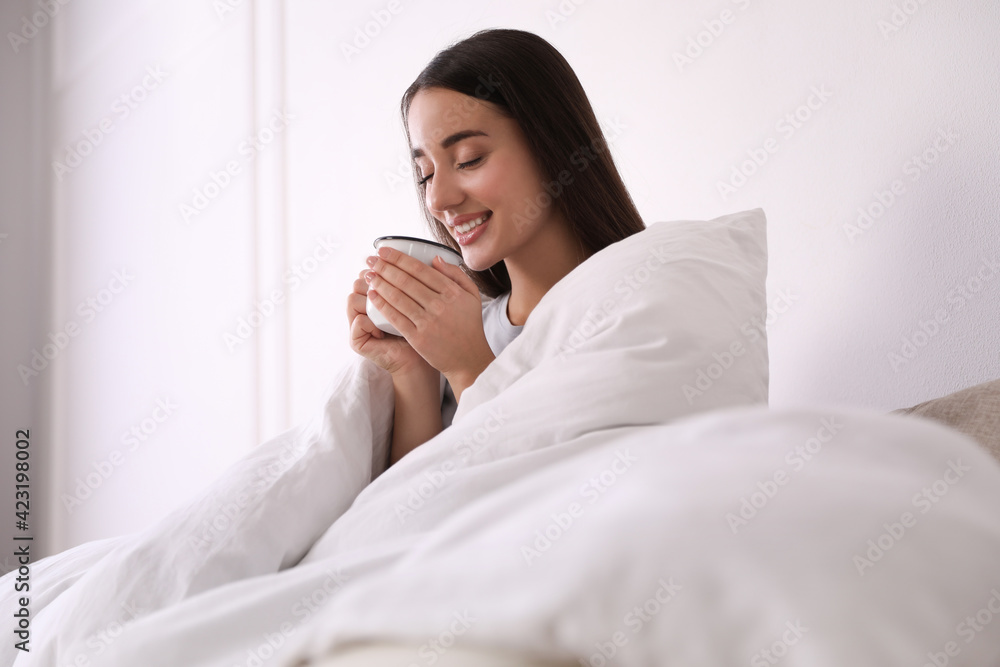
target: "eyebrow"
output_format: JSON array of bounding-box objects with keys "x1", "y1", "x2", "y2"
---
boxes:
[{"x1": 411, "y1": 130, "x2": 489, "y2": 159}]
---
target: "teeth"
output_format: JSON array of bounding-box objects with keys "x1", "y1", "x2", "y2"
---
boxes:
[{"x1": 457, "y1": 212, "x2": 490, "y2": 234}]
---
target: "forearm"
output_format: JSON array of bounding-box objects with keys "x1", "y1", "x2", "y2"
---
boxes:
[{"x1": 388, "y1": 369, "x2": 444, "y2": 467}]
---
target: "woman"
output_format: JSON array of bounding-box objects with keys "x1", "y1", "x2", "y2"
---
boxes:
[{"x1": 346, "y1": 28, "x2": 645, "y2": 467}]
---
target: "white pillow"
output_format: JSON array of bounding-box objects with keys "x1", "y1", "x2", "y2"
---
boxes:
[{"x1": 453, "y1": 207, "x2": 770, "y2": 424}]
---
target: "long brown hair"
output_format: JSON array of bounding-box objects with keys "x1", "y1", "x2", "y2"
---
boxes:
[{"x1": 400, "y1": 28, "x2": 645, "y2": 298}]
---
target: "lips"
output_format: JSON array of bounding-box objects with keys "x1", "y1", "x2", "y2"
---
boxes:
[
  {"x1": 452, "y1": 211, "x2": 492, "y2": 235},
  {"x1": 449, "y1": 210, "x2": 491, "y2": 226},
  {"x1": 454, "y1": 212, "x2": 491, "y2": 247}
]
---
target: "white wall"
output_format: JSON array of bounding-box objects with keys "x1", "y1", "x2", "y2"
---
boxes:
[
  {"x1": 285, "y1": 0, "x2": 1000, "y2": 416},
  {"x1": 1, "y1": 0, "x2": 998, "y2": 562}
]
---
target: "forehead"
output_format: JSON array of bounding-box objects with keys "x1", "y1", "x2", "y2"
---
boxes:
[{"x1": 408, "y1": 87, "x2": 499, "y2": 157}]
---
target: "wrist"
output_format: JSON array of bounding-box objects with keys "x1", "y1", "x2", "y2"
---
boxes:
[
  {"x1": 392, "y1": 364, "x2": 440, "y2": 387},
  {"x1": 444, "y1": 370, "x2": 474, "y2": 395},
  {"x1": 444, "y1": 348, "x2": 496, "y2": 401}
]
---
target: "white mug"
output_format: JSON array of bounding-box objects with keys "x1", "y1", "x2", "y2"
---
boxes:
[{"x1": 366, "y1": 235, "x2": 464, "y2": 336}]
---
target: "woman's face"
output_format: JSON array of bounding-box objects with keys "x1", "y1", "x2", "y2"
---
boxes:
[{"x1": 407, "y1": 86, "x2": 558, "y2": 273}]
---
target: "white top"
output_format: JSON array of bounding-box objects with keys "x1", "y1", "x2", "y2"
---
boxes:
[{"x1": 440, "y1": 291, "x2": 523, "y2": 428}]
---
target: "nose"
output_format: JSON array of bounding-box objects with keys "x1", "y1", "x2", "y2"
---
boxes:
[{"x1": 425, "y1": 168, "x2": 464, "y2": 219}]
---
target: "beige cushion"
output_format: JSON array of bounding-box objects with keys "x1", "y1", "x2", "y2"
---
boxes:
[
  {"x1": 303, "y1": 641, "x2": 575, "y2": 667},
  {"x1": 892, "y1": 378, "x2": 1000, "y2": 465}
]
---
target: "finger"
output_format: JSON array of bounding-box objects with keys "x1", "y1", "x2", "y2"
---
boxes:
[
  {"x1": 368, "y1": 267, "x2": 428, "y2": 332},
  {"x1": 353, "y1": 276, "x2": 370, "y2": 296},
  {"x1": 348, "y1": 280, "x2": 370, "y2": 322},
  {"x1": 373, "y1": 247, "x2": 446, "y2": 297},
  {"x1": 367, "y1": 287, "x2": 415, "y2": 337},
  {"x1": 350, "y1": 313, "x2": 368, "y2": 343},
  {"x1": 350, "y1": 308, "x2": 384, "y2": 342},
  {"x1": 349, "y1": 312, "x2": 369, "y2": 345},
  {"x1": 432, "y1": 256, "x2": 480, "y2": 296},
  {"x1": 348, "y1": 301, "x2": 366, "y2": 334},
  {"x1": 347, "y1": 292, "x2": 367, "y2": 319},
  {"x1": 368, "y1": 264, "x2": 437, "y2": 324}
]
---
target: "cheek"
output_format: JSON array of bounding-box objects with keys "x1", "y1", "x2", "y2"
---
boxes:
[{"x1": 483, "y1": 154, "x2": 541, "y2": 209}]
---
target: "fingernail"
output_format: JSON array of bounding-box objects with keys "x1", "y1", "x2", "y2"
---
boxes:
[
  {"x1": 365, "y1": 271, "x2": 374, "y2": 282},
  {"x1": 377, "y1": 247, "x2": 391, "y2": 258},
  {"x1": 366, "y1": 256, "x2": 376, "y2": 267}
]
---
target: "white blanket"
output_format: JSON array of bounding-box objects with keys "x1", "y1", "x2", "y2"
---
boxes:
[
  {"x1": 7, "y1": 401, "x2": 1000, "y2": 667},
  {"x1": 5, "y1": 210, "x2": 1000, "y2": 666}
]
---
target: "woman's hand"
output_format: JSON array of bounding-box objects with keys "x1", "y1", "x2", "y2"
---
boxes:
[
  {"x1": 365, "y1": 246, "x2": 495, "y2": 392},
  {"x1": 347, "y1": 266, "x2": 431, "y2": 378}
]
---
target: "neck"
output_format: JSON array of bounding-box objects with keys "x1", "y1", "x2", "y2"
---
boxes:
[{"x1": 503, "y1": 213, "x2": 588, "y2": 327}]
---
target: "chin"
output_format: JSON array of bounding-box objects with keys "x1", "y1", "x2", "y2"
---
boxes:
[
  {"x1": 458, "y1": 250, "x2": 496, "y2": 274},
  {"x1": 462, "y1": 257, "x2": 489, "y2": 273}
]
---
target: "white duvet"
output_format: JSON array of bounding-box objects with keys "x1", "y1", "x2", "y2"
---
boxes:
[{"x1": 4, "y1": 210, "x2": 1000, "y2": 666}]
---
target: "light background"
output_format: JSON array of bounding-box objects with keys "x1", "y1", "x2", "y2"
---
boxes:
[{"x1": 1, "y1": 0, "x2": 998, "y2": 561}]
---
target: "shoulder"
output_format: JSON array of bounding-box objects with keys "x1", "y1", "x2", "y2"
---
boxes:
[{"x1": 481, "y1": 290, "x2": 507, "y2": 314}]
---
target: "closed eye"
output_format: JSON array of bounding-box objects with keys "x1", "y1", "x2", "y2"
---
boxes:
[{"x1": 418, "y1": 157, "x2": 483, "y2": 186}]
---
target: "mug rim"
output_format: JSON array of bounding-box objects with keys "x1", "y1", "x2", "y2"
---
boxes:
[{"x1": 373, "y1": 235, "x2": 463, "y2": 260}]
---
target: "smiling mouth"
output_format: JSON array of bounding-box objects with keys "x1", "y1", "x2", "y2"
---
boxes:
[{"x1": 454, "y1": 211, "x2": 492, "y2": 235}]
